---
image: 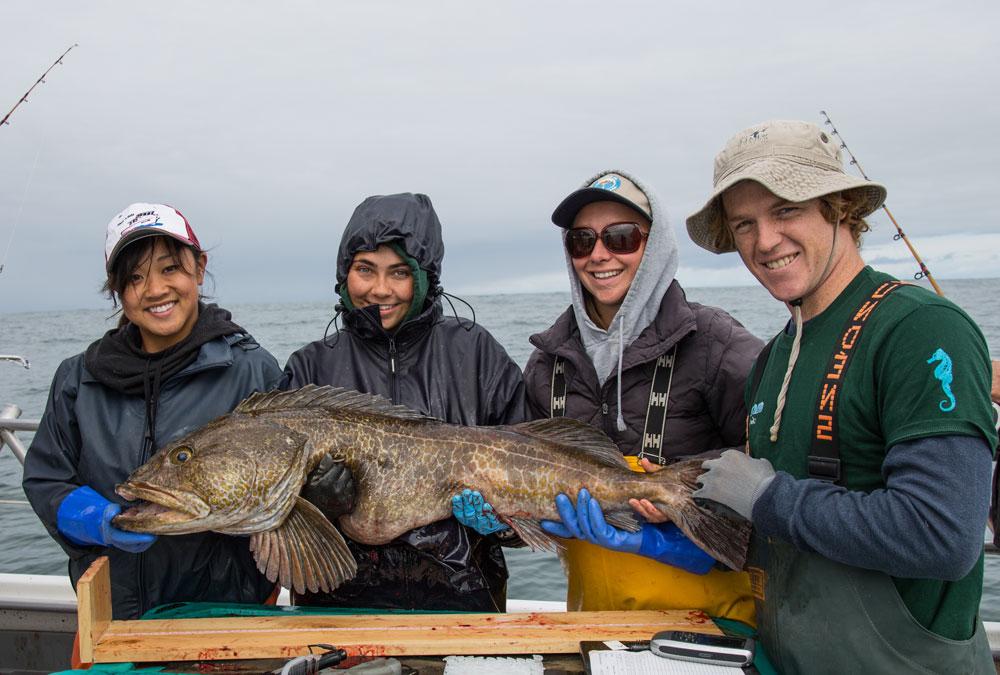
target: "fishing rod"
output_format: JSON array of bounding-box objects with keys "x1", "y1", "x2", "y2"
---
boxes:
[
  {"x1": 0, "y1": 43, "x2": 77, "y2": 129},
  {"x1": 1, "y1": 45, "x2": 76, "y2": 275},
  {"x1": 819, "y1": 110, "x2": 944, "y2": 296}
]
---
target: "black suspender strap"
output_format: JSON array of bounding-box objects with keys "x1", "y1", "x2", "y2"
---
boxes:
[
  {"x1": 550, "y1": 356, "x2": 567, "y2": 418},
  {"x1": 638, "y1": 344, "x2": 679, "y2": 466},
  {"x1": 808, "y1": 280, "x2": 905, "y2": 483},
  {"x1": 550, "y1": 345, "x2": 678, "y2": 465}
]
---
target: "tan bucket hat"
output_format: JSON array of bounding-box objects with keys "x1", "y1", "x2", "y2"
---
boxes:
[{"x1": 686, "y1": 120, "x2": 887, "y2": 253}]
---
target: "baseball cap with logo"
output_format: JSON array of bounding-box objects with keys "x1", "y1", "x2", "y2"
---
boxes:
[
  {"x1": 686, "y1": 120, "x2": 887, "y2": 253},
  {"x1": 104, "y1": 203, "x2": 202, "y2": 272},
  {"x1": 551, "y1": 171, "x2": 653, "y2": 228}
]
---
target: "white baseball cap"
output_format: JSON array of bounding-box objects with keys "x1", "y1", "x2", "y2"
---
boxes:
[{"x1": 104, "y1": 203, "x2": 201, "y2": 272}]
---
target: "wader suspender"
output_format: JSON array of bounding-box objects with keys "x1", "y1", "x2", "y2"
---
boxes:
[
  {"x1": 550, "y1": 358, "x2": 567, "y2": 417},
  {"x1": 809, "y1": 280, "x2": 904, "y2": 482},
  {"x1": 638, "y1": 345, "x2": 678, "y2": 466},
  {"x1": 550, "y1": 344, "x2": 678, "y2": 465},
  {"x1": 748, "y1": 280, "x2": 905, "y2": 483}
]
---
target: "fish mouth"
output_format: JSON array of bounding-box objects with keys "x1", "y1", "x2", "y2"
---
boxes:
[{"x1": 114, "y1": 481, "x2": 211, "y2": 531}]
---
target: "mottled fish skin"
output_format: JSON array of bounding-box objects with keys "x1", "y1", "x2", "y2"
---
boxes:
[
  {"x1": 268, "y1": 413, "x2": 691, "y2": 544},
  {"x1": 115, "y1": 386, "x2": 750, "y2": 593}
]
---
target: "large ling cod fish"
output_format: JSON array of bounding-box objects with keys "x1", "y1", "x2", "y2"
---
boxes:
[{"x1": 115, "y1": 385, "x2": 750, "y2": 594}]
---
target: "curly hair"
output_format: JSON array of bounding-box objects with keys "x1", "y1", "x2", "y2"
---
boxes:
[
  {"x1": 709, "y1": 186, "x2": 873, "y2": 251},
  {"x1": 817, "y1": 189, "x2": 871, "y2": 245}
]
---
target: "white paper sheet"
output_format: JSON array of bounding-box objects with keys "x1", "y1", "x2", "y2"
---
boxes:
[{"x1": 589, "y1": 649, "x2": 736, "y2": 674}]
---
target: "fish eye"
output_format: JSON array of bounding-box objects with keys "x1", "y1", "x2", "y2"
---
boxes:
[{"x1": 170, "y1": 446, "x2": 193, "y2": 464}]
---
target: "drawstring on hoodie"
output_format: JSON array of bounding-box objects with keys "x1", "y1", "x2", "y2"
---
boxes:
[
  {"x1": 323, "y1": 305, "x2": 346, "y2": 348},
  {"x1": 439, "y1": 290, "x2": 477, "y2": 331},
  {"x1": 141, "y1": 357, "x2": 165, "y2": 459},
  {"x1": 616, "y1": 322, "x2": 626, "y2": 432}
]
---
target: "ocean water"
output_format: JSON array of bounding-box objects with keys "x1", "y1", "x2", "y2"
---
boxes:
[{"x1": 2, "y1": 278, "x2": 1000, "y2": 616}]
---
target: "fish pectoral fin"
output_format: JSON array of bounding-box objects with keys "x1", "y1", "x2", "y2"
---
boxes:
[
  {"x1": 506, "y1": 517, "x2": 565, "y2": 554},
  {"x1": 250, "y1": 497, "x2": 358, "y2": 595}
]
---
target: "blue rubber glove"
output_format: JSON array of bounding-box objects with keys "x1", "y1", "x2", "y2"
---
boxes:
[
  {"x1": 451, "y1": 489, "x2": 510, "y2": 535},
  {"x1": 636, "y1": 522, "x2": 715, "y2": 575},
  {"x1": 540, "y1": 488, "x2": 715, "y2": 574},
  {"x1": 540, "y1": 488, "x2": 636, "y2": 547},
  {"x1": 56, "y1": 486, "x2": 157, "y2": 553}
]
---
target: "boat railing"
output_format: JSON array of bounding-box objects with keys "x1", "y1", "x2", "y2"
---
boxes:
[
  {"x1": 0, "y1": 403, "x2": 35, "y2": 467},
  {"x1": 1, "y1": 404, "x2": 36, "y2": 509}
]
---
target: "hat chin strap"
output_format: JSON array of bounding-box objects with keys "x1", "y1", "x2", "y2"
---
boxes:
[{"x1": 769, "y1": 220, "x2": 840, "y2": 443}]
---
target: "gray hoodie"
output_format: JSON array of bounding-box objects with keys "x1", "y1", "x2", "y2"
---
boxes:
[{"x1": 563, "y1": 169, "x2": 678, "y2": 427}]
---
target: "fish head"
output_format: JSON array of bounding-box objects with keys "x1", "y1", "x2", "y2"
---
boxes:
[{"x1": 114, "y1": 415, "x2": 310, "y2": 534}]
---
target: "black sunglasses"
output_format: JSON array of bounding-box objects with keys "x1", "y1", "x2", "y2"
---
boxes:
[{"x1": 564, "y1": 222, "x2": 649, "y2": 259}]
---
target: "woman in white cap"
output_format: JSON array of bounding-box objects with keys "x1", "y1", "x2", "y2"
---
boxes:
[
  {"x1": 523, "y1": 170, "x2": 762, "y2": 626},
  {"x1": 22, "y1": 204, "x2": 283, "y2": 640},
  {"x1": 687, "y1": 120, "x2": 996, "y2": 673}
]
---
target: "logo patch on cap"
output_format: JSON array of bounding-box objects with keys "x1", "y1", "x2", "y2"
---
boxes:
[
  {"x1": 738, "y1": 126, "x2": 769, "y2": 148},
  {"x1": 122, "y1": 214, "x2": 167, "y2": 238},
  {"x1": 591, "y1": 175, "x2": 622, "y2": 192}
]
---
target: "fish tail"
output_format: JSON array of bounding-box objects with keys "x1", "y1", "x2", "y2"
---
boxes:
[
  {"x1": 671, "y1": 497, "x2": 752, "y2": 571},
  {"x1": 669, "y1": 458, "x2": 704, "y2": 492},
  {"x1": 663, "y1": 458, "x2": 751, "y2": 571}
]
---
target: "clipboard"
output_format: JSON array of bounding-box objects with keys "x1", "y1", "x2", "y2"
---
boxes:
[{"x1": 581, "y1": 640, "x2": 755, "y2": 674}]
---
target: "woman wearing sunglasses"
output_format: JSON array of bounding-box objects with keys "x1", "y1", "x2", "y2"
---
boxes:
[{"x1": 523, "y1": 170, "x2": 762, "y2": 626}]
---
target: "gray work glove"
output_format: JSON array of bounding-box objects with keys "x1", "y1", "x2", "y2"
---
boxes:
[
  {"x1": 301, "y1": 456, "x2": 356, "y2": 522},
  {"x1": 692, "y1": 449, "x2": 776, "y2": 521}
]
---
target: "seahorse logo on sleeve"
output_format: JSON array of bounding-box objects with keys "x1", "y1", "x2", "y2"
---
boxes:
[{"x1": 926, "y1": 348, "x2": 956, "y2": 412}]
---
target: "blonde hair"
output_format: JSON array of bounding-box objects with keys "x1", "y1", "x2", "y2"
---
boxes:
[{"x1": 710, "y1": 186, "x2": 873, "y2": 251}]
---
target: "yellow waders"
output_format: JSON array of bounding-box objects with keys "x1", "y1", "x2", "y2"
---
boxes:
[{"x1": 562, "y1": 456, "x2": 756, "y2": 626}]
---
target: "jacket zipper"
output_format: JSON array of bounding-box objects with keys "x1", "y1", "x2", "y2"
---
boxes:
[
  {"x1": 137, "y1": 550, "x2": 146, "y2": 617},
  {"x1": 388, "y1": 337, "x2": 399, "y2": 404},
  {"x1": 137, "y1": 420, "x2": 153, "y2": 617}
]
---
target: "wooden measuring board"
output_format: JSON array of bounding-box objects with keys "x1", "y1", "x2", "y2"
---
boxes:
[{"x1": 77, "y1": 556, "x2": 723, "y2": 664}]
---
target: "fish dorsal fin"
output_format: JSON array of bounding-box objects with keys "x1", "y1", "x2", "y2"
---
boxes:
[
  {"x1": 249, "y1": 496, "x2": 358, "y2": 594},
  {"x1": 510, "y1": 418, "x2": 628, "y2": 470},
  {"x1": 235, "y1": 384, "x2": 431, "y2": 421}
]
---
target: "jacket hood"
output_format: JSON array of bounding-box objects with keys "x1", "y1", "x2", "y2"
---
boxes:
[
  {"x1": 562, "y1": 169, "x2": 679, "y2": 385},
  {"x1": 336, "y1": 193, "x2": 445, "y2": 288}
]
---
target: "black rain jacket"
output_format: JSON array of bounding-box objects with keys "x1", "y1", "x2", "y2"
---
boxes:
[
  {"x1": 22, "y1": 333, "x2": 283, "y2": 619},
  {"x1": 281, "y1": 192, "x2": 527, "y2": 612}
]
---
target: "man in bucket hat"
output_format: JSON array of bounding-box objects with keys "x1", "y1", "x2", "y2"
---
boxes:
[{"x1": 687, "y1": 120, "x2": 997, "y2": 673}]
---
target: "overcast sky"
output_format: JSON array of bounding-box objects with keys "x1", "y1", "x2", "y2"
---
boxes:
[{"x1": 0, "y1": 1, "x2": 997, "y2": 312}]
